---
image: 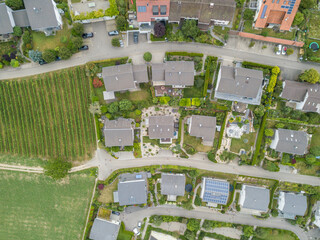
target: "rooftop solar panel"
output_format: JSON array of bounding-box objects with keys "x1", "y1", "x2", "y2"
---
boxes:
[
  {"x1": 202, "y1": 179, "x2": 230, "y2": 205},
  {"x1": 260, "y1": 5, "x2": 268, "y2": 19}
]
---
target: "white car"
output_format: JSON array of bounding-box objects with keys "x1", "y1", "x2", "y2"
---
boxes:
[
  {"x1": 133, "y1": 227, "x2": 140, "y2": 236},
  {"x1": 276, "y1": 44, "x2": 282, "y2": 55},
  {"x1": 138, "y1": 221, "x2": 142, "y2": 228}
]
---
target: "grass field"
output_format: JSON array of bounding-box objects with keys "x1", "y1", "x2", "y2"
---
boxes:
[
  {"x1": 115, "y1": 89, "x2": 151, "y2": 101},
  {"x1": 98, "y1": 179, "x2": 118, "y2": 203},
  {"x1": 118, "y1": 222, "x2": 134, "y2": 240},
  {"x1": 311, "y1": 127, "x2": 320, "y2": 147},
  {"x1": 255, "y1": 227, "x2": 298, "y2": 240},
  {"x1": 0, "y1": 66, "x2": 96, "y2": 161},
  {"x1": 230, "y1": 132, "x2": 257, "y2": 153},
  {"x1": 0, "y1": 154, "x2": 46, "y2": 167},
  {"x1": 183, "y1": 127, "x2": 213, "y2": 153},
  {"x1": 308, "y1": 12, "x2": 320, "y2": 39},
  {"x1": 0, "y1": 170, "x2": 95, "y2": 240}
]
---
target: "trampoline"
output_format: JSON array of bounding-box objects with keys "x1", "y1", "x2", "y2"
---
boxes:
[{"x1": 309, "y1": 42, "x2": 319, "y2": 52}]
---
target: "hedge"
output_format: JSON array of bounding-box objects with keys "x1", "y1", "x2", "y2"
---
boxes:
[
  {"x1": 252, "y1": 112, "x2": 268, "y2": 165},
  {"x1": 225, "y1": 181, "x2": 236, "y2": 207},
  {"x1": 270, "y1": 118, "x2": 308, "y2": 125},
  {"x1": 95, "y1": 115, "x2": 101, "y2": 141},
  {"x1": 88, "y1": 57, "x2": 128, "y2": 67},
  {"x1": 165, "y1": 52, "x2": 204, "y2": 57},
  {"x1": 268, "y1": 181, "x2": 279, "y2": 209},
  {"x1": 241, "y1": 61, "x2": 274, "y2": 70},
  {"x1": 217, "y1": 113, "x2": 228, "y2": 150},
  {"x1": 203, "y1": 57, "x2": 215, "y2": 97},
  {"x1": 177, "y1": 118, "x2": 183, "y2": 144}
]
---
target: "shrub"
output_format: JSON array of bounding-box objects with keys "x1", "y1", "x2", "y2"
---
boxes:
[
  {"x1": 0, "y1": 62, "x2": 3, "y2": 69},
  {"x1": 143, "y1": 52, "x2": 152, "y2": 62},
  {"x1": 264, "y1": 128, "x2": 274, "y2": 137},
  {"x1": 10, "y1": 59, "x2": 19, "y2": 68},
  {"x1": 42, "y1": 49, "x2": 56, "y2": 63},
  {"x1": 187, "y1": 219, "x2": 200, "y2": 232},
  {"x1": 58, "y1": 47, "x2": 72, "y2": 60},
  {"x1": 135, "y1": 109, "x2": 142, "y2": 116},
  {"x1": 179, "y1": 98, "x2": 191, "y2": 107},
  {"x1": 249, "y1": 41, "x2": 255, "y2": 48},
  {"x1": 287, "y1": 48, "x2": 294, "y2": 55},
  {"x1": 22, "y1": 31, "x2": 31, "y2": 43},
  {"x1": 154, "y1": 22, "x2": 166, "y2": 37},
  {"x1": 159, "y1": 96, "x2": 170, "y2": 105},
  {"x1": 207, "y1": 150, "x2": 215, "y2": 161},
  {"x1": 243, "y1": 9, "x2": 255, "y2": 20},
  {"x1": 111, "y1": 38, "x2": 120, "y2": 47},
  {"x1": 71, "y1": 22, "x2": 84, "y2": 36},
  {"x1": 119, "y1": 99, "x2": 133, "y2": 111},
  {"x1": 13, "y1": 26, "x2": 22, "y2": 37},
  {"x1": 116, "y1": 15, "x2": 127, "y2": 31},
  {"x1": 44, "y1": 158, "x2": 72, "y2": 180},
  {"x1": 192, "y1": 98, "x2": 201, "y2": 106},
  {"x1": 28, "y1": 50, "x2": 42, "y2": 62},
  {"x1": 93, "y1": 77, "x2": 103, "y2": 88}
]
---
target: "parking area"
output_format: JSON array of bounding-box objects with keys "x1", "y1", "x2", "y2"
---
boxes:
[{"x1": 128, "y1": 32, "x2": 148, "y2": 45}]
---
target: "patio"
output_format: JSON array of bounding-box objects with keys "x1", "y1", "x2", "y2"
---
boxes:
[
  {"x1": 69, "y1": 0, "x2": 109, "y2": 15},
  {"x1": 154, "y1": 86, "x2": 183, "y2": 97}
]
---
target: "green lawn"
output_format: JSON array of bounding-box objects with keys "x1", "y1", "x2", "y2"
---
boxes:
[
  {"x1": 310, "y1": 127, "x2": 320, "y2": 147},
  {"x1": 183, "y1": 125, "x2": 213, "y2": 153},
  {"x1": 118, "y1": 222, "x2": 134, "y2": 240},
  {"x1": 305, "y1": 39, "x2": 320, "y2": 62},
  {"x1": 0, "y1": 154, "x2": 46, "y2": 167},
  {"x1": 0, "y1": 170, "x2": 95, "y2": 240},
  {"x1": 308, "y1": 11, "x2": 320, "y2": 39},
  {"x1": 230, "y1": 132, "x2": 257, "y2": 153},
  {"x1": 115, "y1": 89, "x2": 151, "y2": 102},
  {"x1": 183, "y1": 76, "x2": 205, "y2": 98},
  {"x1": 32, "y1": 18, "x2": 72, "y2": 51},
  {"x1": 255, "y1": 227, "x2": 298, "y2": 240}
]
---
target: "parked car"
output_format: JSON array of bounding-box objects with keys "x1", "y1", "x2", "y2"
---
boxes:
[
  {"x1": 133, "y1": 32, "x2": 139, "y2": 44},
  {"x1": 119, "y1": 39, "x2": 124, "y2": 47},
  {"x1": 82, "y1": 32, "x2": 94, "y2": 38},
  {"x1": 79, "y1": 45, "x2": 89, "y2": 50},
  {"x1": 55, "y1": 56, "x2": 61, "y2": 61},
  {"x1": 133, "y1": 227, "x2": 140, "y2": 236},
  {"x1": 108, "y1": 30, "x2": 119, "y2": 36},
  {"x1": 282, "y1": 46, "x2": 287, "y2": 55},
  {"x1": 39, "y1": 59, "x2": 47, "y2": 65},
  {"x1": 138, "y1": 221, "x2": 142, "y2": 228},
  {"x1": 276, "y1": 44, "x2": 282, "y2": 55},
  {"x1": 112, "y1": 211, "x2": 120, "y2": 216}
]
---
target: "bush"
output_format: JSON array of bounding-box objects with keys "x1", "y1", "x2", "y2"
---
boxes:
[
  {"x1": 72, "y1": 23, "x2": 84, "y2": 36},
  {"x1": 134, "y1": 109, "x2": 142, "y2": 116},
  {"x1": 243, "y1": 9, "x2": 255, "y2": 20},
  {"x1": 143, "y1": 52, "x2": 152, "y2": 62},
  {"x1": 159, "y1": 96, "x2": 170, "y2": 105},
  {"x1": 13, "y1": 26, "x2": 22, "y2": 37},
  {"x1": 29, "y1": 50, "x2": 42, "y2": 62},
  {"x1": 192, "y1": 98, "x2": 201, "y2": 106},
  {"x1": 187, "y1": 219, "x2": 200, "y2": 232},
  {"x1": 287, "y1": 48, "x2": 294, "y2": 55},
  {"x1": 249, "y1": 41, "x2": 255, "y2": 48},
  {"x1": 93, "y1": 77, "x2": 103, "y2": 88},
  {"x1": 154, "y1": 22, "x2": 166, "y2": 37},
  {"x1": 58, "y1": 47, "x2": 72, "y2": 60},
  {"x1": 44, "y1": 158, "x2": 72, "y2": 180},
  {"x1": 116, "y1": 15, "x2": 128, "y2": 31},
  {"x1": 179, "y1": 98, "x2": 191, "y2": 107},
  {"x1": 207, "y1": 150, "x2": 215, "y2": 161},
  {"x1": 111, "y1": 38, "x2": 120, "y2": 47},
  {"x1": 10, "y1": 59, "x2": 19, "y2": 68},
  {"x1": 299, "y1": 68, "x2": 320, "y2": 84},
  {"x1": 119, "y1": 99, "x2": 133, "y2": 111},
  {"x1": 42, "y1": 49, "x2": 56, "y2": 63},
  {"x1": 263, "y1": 161, "x2": 280, "y2": 172}
]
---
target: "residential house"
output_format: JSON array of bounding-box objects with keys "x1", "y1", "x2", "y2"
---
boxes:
[
  {"x1": 161, "y1": 173, "x2": 186, "y2": 201},
  {"x1": 254, "y1": 0, "x2": 301, "y2": 31},
  {"x1": 103, "y1": 118, "x2": 134, "y2": 148},
  {"x1": 214, "y1": 66, "x2": 264, "y2": 105},
  {"x1": 0, "y1": 0, "x2": 62, "y2": 36},
  {"x1": 114, "y1": 172, "x2": 148, "y2": 206},
  {"x1": 101, "y1": 64, "x2": 148, "y2": 100},
  {"x1": 200, "y1": 178, "x2": 230, "y2": 206},
  {"x1": 168, "y1": 0, "x2": 236, "y2": 30},
  {"x1": 148, "y1": 115, "x2": 176, "y2": 143},
  {"x1": 270, "y1": 128, "x2": 309, "y2": 155},
  {"x1": 136, "y1": 0, "x2": 170, "y2": 30},
  {"x1": 188, "y1": 115, "x2": 216, "y2": 146},
  {"x1": 313, "y1": 201, "x2": 320, "y2": 228},
  {"x1": 239, "y1": 185, "x2": 270, "y2": 215},
  {"x1": 280, "y1": 80, "x2": 320, "y2": 113},
  {"x1": 278, "y1": 192, "x2": 307, "y2": 219},
  {"x1": 89, "y1": 218, "x2": 120, "y2": 240}
]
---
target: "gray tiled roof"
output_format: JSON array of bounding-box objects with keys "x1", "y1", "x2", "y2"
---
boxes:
[
  {"x1": 189, "y1": 115, "x2": 216, "y2": 142},
  {"x1": 161, "y1": 173, "x2": 186, "y2": 196},
  {"x1": 133, "y1": 64, "x2": 149, "y2": 83},
  {"x1": 164, "y1": 61, "x2": 194, "y2": 86},
  {"x1": 280, "y1": 192, "x2": 307, "y2": 217},
  {"x1": 89, "y1": 218, "x2": 120, "y2": 240},
  {"x1": 24, "y1": 0, "x2": 60, "y2": 30},
  {"x1": 152, "y1": 63, "x2": 165, "y2": 82},
  {"x1": 0, "y1": 3, "x2": 14, "y2": 34},
  {"x1": 272, "y1": 129, "x2": 309, "y2": 155},
  {"x1": 148, "y1": 116, "x2": 174, "y2": 139},
  {"x1": 103, "y1": 118, "x2": 133, "y2": 147},
  {"x1": 12, "y1": 10, "x2": 30, "y2": 27},
  {"x1": 241, "y1": 185, "x2": 270, "y2": 212},
  {"x1": 117, "y1": 172, "x2": 148, "y2": 206},
  {"x1": 217, "y1": 66, "x2": 264, "y2": 98}
]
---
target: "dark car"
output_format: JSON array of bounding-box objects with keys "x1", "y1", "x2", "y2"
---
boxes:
[
  {"x1": 112, "y1": 211, "x2": 120, "y2": 216},
  {"x1": 108, "y1": 30, "x2": 119, "y2": 36},
  {"x1": 79, "y1": 45, "x2": 89, "y2": 51},
  {"x1": 133, "y1": 32, "x2": 138, "y2": 44},
  {"x1": 82, "y1": 32, "x2": 94, "y2": 38},
  {"x1": 55, "y1": 56, "x2": 61, "y2": 61},
  {"x1": 39, "y1": 59, "x2": 47, "y2": 65}
]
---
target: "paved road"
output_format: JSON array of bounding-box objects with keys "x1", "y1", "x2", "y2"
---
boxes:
[{"x1": 120, "y1": 206, "x2": 309, "y2": 240}]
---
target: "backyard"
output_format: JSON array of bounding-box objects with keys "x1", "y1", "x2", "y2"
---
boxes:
[
  {"x1": 230, "y1": 132, "x2": 257, "y2": 153},
  {"x1": 0, "y1": 41, "x2": 18, "y2": 56},
  {"x1": 0, "y1": 170, "x2": 95, "y2": 240},
  {"x1": 183, "y1": 125, "x2": 214, "y2": 153},
  {"x1": 183, "y1": 76, "x2": 205, "y2": 98},
  {"x1": 311, "y1": 127, "x2": 320, "y2": 147},
  {"x1": 98, "y1": 179, "x2": 118, "y2": 204},
  {"x1": 308, "y1": 11, "x2": 320, "y2": 39},
  {"x1": 115, "y1": 88, "x2": 152, "y2": 102}
]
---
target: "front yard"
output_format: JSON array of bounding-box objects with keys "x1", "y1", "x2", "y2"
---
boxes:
[{"x1": 230, "y1": 132, "x2": 257, "y2": 154}]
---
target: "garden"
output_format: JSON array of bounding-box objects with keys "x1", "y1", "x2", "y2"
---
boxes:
[
  {"x1": 230, "y1": 132, "x2": 257, "y2": 154},
  {"x1": 0, "y1": 169, "x2": 96, "y2": 240},
  {"x1": 0, "y1": 66, "x2": 96, "y2": 161}
]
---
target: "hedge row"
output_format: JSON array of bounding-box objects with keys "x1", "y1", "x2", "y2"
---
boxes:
[
  {"x1": 88, "y1": 57, "x2": 128, "y2": 67},
  {"x1": 270, "y1": 117, "x2": 308, "y2": 125},
  {"x1": 252, "y1": 112, "x2": 268, "y2": 165},
  {"x1": 241, "y1": 61, "x2": 274, "y2": 70},
  {"x1": 225, "y1": 181, "x2": 237, "y2": 207},
  {"x1": 165, "y1": 52, "x2": 204, "y2": 57},
  {"x1": 203, "y1": 56, "x2": 217, "y2": 97},
  {"x1": 268, "y1": 181, "x2": 279, "y2": 209},
  {"x1": 217, "y1": 113, "x2": 228, "y2": 150}
]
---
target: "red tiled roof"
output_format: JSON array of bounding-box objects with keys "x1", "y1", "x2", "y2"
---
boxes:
[{"x1": 136, "y1": 0, "x2": 170, "y2": 23}]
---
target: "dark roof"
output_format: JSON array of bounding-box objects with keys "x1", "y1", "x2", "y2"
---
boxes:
[
  {"x1": 133, "y1": 64, "x2": 149, "y2": 83},
  {"x1": 280, "y1": 192, "x2": 307, "y2": 217},
  {"x1": 240, "y1": 185, "x2": 270, "y2": 212},
  {"x1": 161, "y1": 173, "x2": 186, "y2": 196},
  {"x1": 89, "y1": 218, "x2": 120, "y2": 240},
  {"x1": 117, "y1": 172, "x2": 148, "y2": 206},
  {"x1": 169, "y1": 0, "x2": 236, "y2": 24},
  {"x1": 272, "y1": 129, "x2": 309, "y2": 155},
  {"x1": 148, "y1": 116, "x2": 174, "y2": 139},
  {"x1": 201, "y1": 178, "x2": 230, "y2": 205},
  {"x1": 0, "y1": 3, "x2": 14, "y2": 34},
  {"x1": 217, "y1": 66, "x2": 264, "y2": 98},
  {"x1": 103, "y1": 118, "x2": 133, "y2": 147},
  {"x1": 12, "y1": 10, "x2": 30, "y2": 27},
  {"x1": 281, "y1": 80, "x2": 320, "y2": 113},
  {"x1": 24, "y1": 0, "x2": 61, "y2": 30},
  {"x1": 189, "y1": 115, "x2": 216, "y2": 142},
  {"x1": 164, "y1": 61, "x2": 194, "y2": 86},
  {"x1": 152, "y1": 63, "x2": 165, "y2": 82}
]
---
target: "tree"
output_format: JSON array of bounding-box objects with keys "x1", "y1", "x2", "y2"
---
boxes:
[
  {"x1": 119, "y1": 99, "x2": 132, "y2": 111},
  {"x1": 93, "y1": 77, "x2": 103, "y2": 88},
  {"x1": 187, "y1": 219, "x2": 200, "y2": 232},
  {"x1": 299, "y1": 68, "x2": 320, "y2": 84},
  {"x1": 154, "y1": 22, "x2": 166, "y2": 37},
  {"x1": 22, "y1": 31, "x2": 31, "y2": 43},
  {"x1": 28, "y1": 50, "x2": 42, "y2": 62},
  {"x1": 10, "y1": 59, "x2": 19, "y2": 68},
  {"x1": 264, "y1": 128, "x2": 274, "y2": 137},
  {"x1": 108, "y1": 102, "x2": 119, "y2": 114},
  {"x1": 5, "y1": 0, "x2": 24, "y2": 10},
  {"x1": 13, "y1": 26, "x2": 22, "y2": 37},
  {"x1": 243, "y1": 9, "x2": 255, "y2": 20},
  {"x1": 253, "y1": 105, "x2": 265, "y2": 118},
  {"x1": 243, "y1": 225, "x2": 254, "y2": 238},
  {"x1": 261, "y1": 28, "x2": 268, "y2": 37},
  {"x1": 152, "y1": 216, "x2": 163, "y2": 226},
  {"x1": 116, "y1": 15, "x2": 127, "y2": 31},
  {"x1": 89, "y1": 102, "x2": 101, "y2": 115},
  {"x1": 305, "y1": 154, "x2": 316, "y2": 165},
  {"x1": 272, "y1": 66, "x2": 280, "y2": 75},
  {"x1": 310, "y1": 146, "x2": 320, "y2": 156},
  {"x1": 44, "y1": 158, "x2": 72, "y2": 180},
  {"x1": 181, "y1": 19, "x2": 200, "y2": 39},
  {"x1": 42, "y1": 49, "x2": 56, "y2": 63},
  {"x1": 179, "y1": 98, "x2": 191, "y2": 107},
  {"x1": 184, "y1": 230, "x2": 196, "y2": 240},
  {"x1": 111, "y1": 38, "x2": 120, "y2": 47},
  {"x1": 286, "y1": 48, "x2": 294, "y2": 55},
  {"x1": 105, "y1": 0, "x2": 119, "y2": 16},
  {"x1": 71, "y1": 37, "x2": 83, "y2": 50},
  {"x1": 71, "y1": 23, "x2": 84, "y2": 36},
  {"x1": 207, "y1": 150, "x2": 215, "y2": 161},
  {"x1": 192, "y1": 98, "x2": 201, "y2": 106},
  {"x1": 299, "y1": 0, "x2": 316, "y2": 9},
  {"x1": 58, "y1": 47, "x2": 72, "y2": 60},
  {"x1": 293, "y1": 12, "x2": 304, "y2": 26},
  {"x1": 143, "y1": 52, "x2": 152, "y2": 62}
]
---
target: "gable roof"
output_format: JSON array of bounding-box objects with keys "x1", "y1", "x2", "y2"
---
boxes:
[
  {"x1": 117, "y1": 172, "x2": 148, "y2": 206},
  {"x1": 89, "y1": 218, "x2": 120, "y2": 240},
  {"x1": 272, "y1": 129, "x2": 309, "y2": 155},
  {"x1": 24, "y1": 0, "x2": 60, "y2": 30},
  {"x1": 12, "y1": 10, "x2": 30, "y2": 27},
  {"x1": 161, "y1": 173, "x2": 186, "y2": 196},
  {"x1": 279, "y1": 192, "x2": 307, "y2": 217},
  {"x1": 216, "y1": 66, "x2": 264, "y2": 99},
  {"x1": 164, "y1": 61, "x2": 194, "y2": 86},
  {"x1": 0, "y1": 3, "x2": 14, "y2": 34},
  {"x1": 148, "y1": 116, "x2": 174, "y2": 139},
  {"x1": 133, "y1": 64, "x2": 149, "y2": 83},
  {"x1": 152, "y1": 63, "x2": 165, "y2": 82},
  {"x1": 189, "y1": 115, "x2": 216, "y2": 142},
  {"x1": 103, "y1": 118, "x2": 134, "y2": 147},
  {"x1": 201, "y1": 178, "x2": 230, "y2": 205},
  {"x1": 240, "y1": 185, "x2": 270, "y2": 212}
]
